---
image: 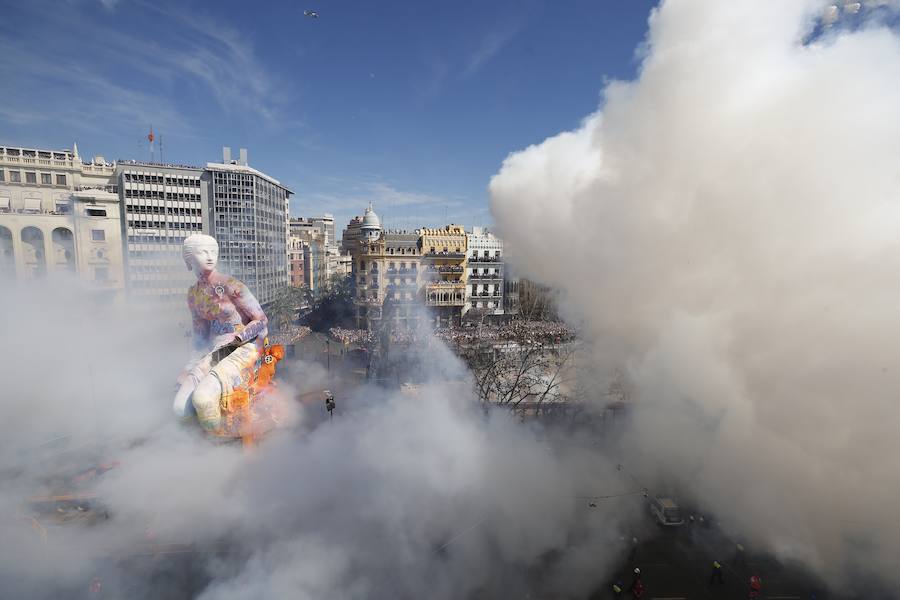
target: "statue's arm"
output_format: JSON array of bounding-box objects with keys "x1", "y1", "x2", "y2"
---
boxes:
[{"x1": 232, "y1": 283, "x2": 268, "y2": 344}]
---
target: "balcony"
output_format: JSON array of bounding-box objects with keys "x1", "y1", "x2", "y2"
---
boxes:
[
  {"x1": 387, "y1": 282, "x2": 417, "y2": 292},
  {"x1": 469, "y1": 255, "x2": 501, "y2": 263},
  {"x1": 425, "y1": 282, "x2": 466, "y2": 307},
  {"x1": 424, "y1": 265, "x2": 464, "y2": 277},
  {"x1": 423, "y1": 250, "x2": 465, "y2": 259}
]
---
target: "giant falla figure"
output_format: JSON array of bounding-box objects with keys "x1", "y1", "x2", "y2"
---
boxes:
[{"x1": 173, "y1": 234, "x2": 268, "y2": 431}]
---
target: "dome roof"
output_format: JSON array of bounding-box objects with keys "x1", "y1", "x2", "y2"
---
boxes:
[{"x1": 361, "y1": 204, "x2": 381, "y2": 230}]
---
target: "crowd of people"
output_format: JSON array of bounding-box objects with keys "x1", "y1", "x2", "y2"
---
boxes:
[
  {"x1": 270, "y1": 324, "x2": 311, "y2": 346},
  {"x1": 434, "y1": 320, "x2": 576, "y2": 346},
  {"x1": 328, "y1": 320, "x2": 576, "y2": 348},
  {"x1": 329, "y1": 327, "x2": 375, "y2": 346}
]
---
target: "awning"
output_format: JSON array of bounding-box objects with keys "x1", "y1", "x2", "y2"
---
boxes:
[{"x1": 23, "y1": 197, "x2": 43, "y2": 212}]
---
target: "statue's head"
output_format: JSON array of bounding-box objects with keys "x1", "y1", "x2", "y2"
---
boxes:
[{"x1": 182, "y1": 234, "x2": 219, "y2": 277}]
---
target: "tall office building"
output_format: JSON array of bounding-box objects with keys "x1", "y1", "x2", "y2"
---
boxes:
[
  {"x1": 207, "y1": 148, "x2": 292, "y2": 306},
  {"x1": 115, "y1": 161, "x2": 209, "y2": 308}
]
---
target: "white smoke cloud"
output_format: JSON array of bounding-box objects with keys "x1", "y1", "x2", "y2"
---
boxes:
[
  {"x1": 0, "y1": 282, "x2": 634, "y2": 598},
  {"x1": 491, "y1": 0, "x2": 900, "y2": 590}
]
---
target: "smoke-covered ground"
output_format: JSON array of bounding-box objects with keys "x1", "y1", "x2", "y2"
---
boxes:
[
  {"x1": 0, "y1": 280, "x2": 635, "y2": 599},
  {"x1": 491, "y1": 0, "x2": 900, "y2": 592}
]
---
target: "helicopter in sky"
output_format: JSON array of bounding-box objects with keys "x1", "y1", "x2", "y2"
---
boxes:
[{"x1": 304, "y1": 10, "x2": 319, "y2": 18}]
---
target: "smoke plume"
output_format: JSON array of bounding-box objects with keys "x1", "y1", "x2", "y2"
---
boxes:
[
  {"x1": 0, "y1": 281, "x2": 631, "y2": 598},
  {"x1": 491, "y1": 0, "x2": 900, "y2": 589}
]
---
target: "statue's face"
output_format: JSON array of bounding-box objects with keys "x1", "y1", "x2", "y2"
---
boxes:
[{"x1": 187, "y1": 241, "x2": 218, "y2": 276}]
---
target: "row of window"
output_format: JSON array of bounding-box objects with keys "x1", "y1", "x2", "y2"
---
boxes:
[
  {"x1": 129, "y1": 264, "x2": 185, "y2": 273},
  {"x1": 359, "y1": 261, "x2": 418, "y2": 271},
  {"x1": 128, "y1": 220, "x2": 202, "y2": 230},
  {"x1": 0, "y1": 170, "x2": 66, "y2": 185},
  {"x1": 128, "y1": 205, "x2": 202, "y2": 216},
  {"x1": 359, "y1": 277, "x2": 417, "y2": 285},
  {"x1": 124, "y1": 189, "x2": 201, "y2": 201},
  {"x1": 123, "y1": 173, "x2": 201, "y2": 186},
  {"x1": 129, "y1": 250, "x2": 178, "y2": 258},
  {"x1": 128, "y1": 233, "x2": 193, "y2": 243}
]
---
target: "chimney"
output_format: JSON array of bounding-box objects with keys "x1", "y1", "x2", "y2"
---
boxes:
[
  {"x1": 238, "y1": 148, "x2": 248, "y2": 166},
  {"x1": 223, "y1": 146, "x2": 232, "y2": 163}
]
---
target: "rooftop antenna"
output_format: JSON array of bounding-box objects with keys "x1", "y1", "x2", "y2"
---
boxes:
[
  {"x1": 159, "y1": 134, "x2": 163, "y2": 164},
  {"x1": 147, "y1": 125, "x2": 155, "y2": 163}
]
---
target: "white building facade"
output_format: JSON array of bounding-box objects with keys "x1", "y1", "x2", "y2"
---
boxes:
[
  {"x1": 115, "y1": 161, "x2": 210, "y2": 308},
  {"x1": 466, "y1": 226, "x2": 504, "y2": 315},
  {"x1": 0, "y1": 144, "x2": 125, "y2": 302}
]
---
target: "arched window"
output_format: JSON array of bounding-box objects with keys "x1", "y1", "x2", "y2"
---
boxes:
[
  {"x1": 52, "y1": 227, "x2": 75, "y2": 271},
  {"x1": 0, "y1": 226, "x2": 14, "y2": 276},
  {"x1": 21, "y1": 226, "x2": 46, "y2": 279}
]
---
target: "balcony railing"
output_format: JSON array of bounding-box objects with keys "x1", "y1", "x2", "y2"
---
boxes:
[
  {"x1": 426, "y1": 298, "x2": 465, "y2": 307},
  {"x1": 423, "y1": 250, "x2": 465, "y2": 259},
  {"x1": 424, "y1": 266, "x2": 464, "y2": 277},
  {"x1": 426, "y1": 281, "x2": 466, "y2": 291},
  {"x1": 469, "y1": 256, "x2": 501, "y2": 263}
]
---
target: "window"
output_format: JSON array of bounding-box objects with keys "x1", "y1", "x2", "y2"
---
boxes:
[
  {"x1": 40, "y1": 173, "x2": 51, "y2": 185},
  {"x1": 86, "y1": 208, "x2": 107, "y2": 217},
  {"x1": 0, "y1": 170, "x2": 3, "y2": 181},
  {"x1": 25, "y1": 172, "x2": 36, "y2": 184},
  {"x1": 91, "y1": 229, "x2": 105, "y2": 241},
  {"x1": 9, "y1": 171, "x2": 21, "y2": 183},
  {"x1": 56, "y1": 174, "x2": 66, "y2": 185}
]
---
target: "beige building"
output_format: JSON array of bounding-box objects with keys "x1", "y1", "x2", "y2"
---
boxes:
[
  {"x1": 0, "y1": 145, "x2": 124, "y2": 302},
  {"x1": 419, "y1": 224, "x2": 468, "y2": 326},
  {"x1": 354, "y1": 230, "x2": 422, "y2": 330}
]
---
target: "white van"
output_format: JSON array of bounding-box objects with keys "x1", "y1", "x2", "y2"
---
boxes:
[{"x1": 650, "y1": 496, "x2": 684, "y2": 526}]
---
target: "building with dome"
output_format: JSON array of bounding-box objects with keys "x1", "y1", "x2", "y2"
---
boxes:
[
  {"x1": 359, "y1": 203, "x2": 382, "y2": 241},
  {"x1": 347, "y1": 204, "x2": 425, "y2": 330}
]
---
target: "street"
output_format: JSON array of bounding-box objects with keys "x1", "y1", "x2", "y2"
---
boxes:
[{"x1": 593, "y1": 516, "x2": 836, "y2": 600}]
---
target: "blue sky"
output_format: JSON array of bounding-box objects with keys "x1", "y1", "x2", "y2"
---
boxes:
[{"x1": 0, "y1": 0, "x2": 657, "y2": 232}]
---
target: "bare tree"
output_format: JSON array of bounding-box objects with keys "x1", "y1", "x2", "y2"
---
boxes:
[{"x1": 461, "y1": 328, "x2": 579, "y2": 412}]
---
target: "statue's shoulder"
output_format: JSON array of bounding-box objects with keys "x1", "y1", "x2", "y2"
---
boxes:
[{"x1": 217, "y1": 274, "x2": 247, "y2": 297}]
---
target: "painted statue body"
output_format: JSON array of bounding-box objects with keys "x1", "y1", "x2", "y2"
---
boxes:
[{"x1": 173, "y1": 234, "x2": 268, "y2": 430}]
